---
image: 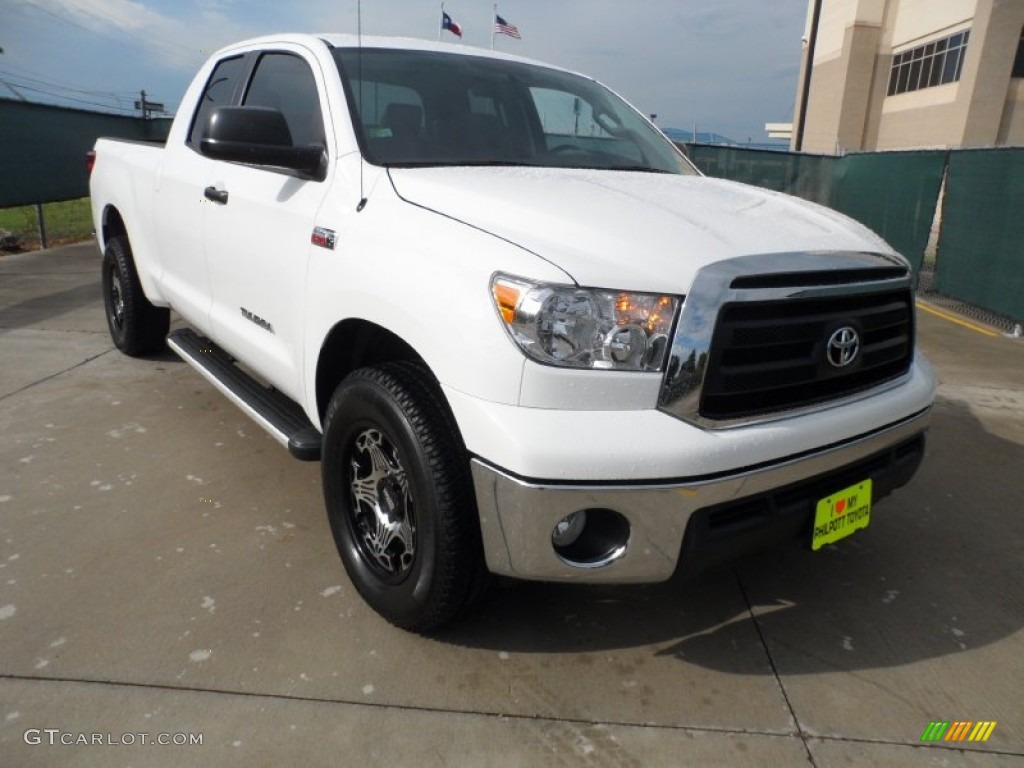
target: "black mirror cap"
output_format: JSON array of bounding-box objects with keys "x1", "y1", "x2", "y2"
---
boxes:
[
  {"x1": 200, "y1": 106, "x2": 326, "y2": 180},
  {"x1": 206, "y1": 106, "x2": 292, "y2": 146}
]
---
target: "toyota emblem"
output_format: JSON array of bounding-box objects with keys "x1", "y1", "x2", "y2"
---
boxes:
[{"x1": 826, "y1": 326, "x2": 860, "y2": 369}]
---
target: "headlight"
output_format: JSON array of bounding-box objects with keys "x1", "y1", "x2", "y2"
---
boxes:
[{"x1": 491, "y1": 274, "x2": 681, "y2": 372}]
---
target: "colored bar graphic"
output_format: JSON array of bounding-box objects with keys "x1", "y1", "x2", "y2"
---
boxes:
[
  {"x1": 969, "y1": 722, "x2": 998, "y2": 742},
  {"x1": 921, "y1": 720, "x2": 996, "y2": 742},
  {"x1": 945, "y1": 721, "x2": 972, "y2": 741}
]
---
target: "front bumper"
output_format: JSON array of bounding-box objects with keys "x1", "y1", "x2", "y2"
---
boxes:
[{"x1": 471, "y1": 407, "x2": 929, "y2": 582}]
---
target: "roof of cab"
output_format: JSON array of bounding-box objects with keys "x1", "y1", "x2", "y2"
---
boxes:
[{"x1": 214, "y1": 33, "x2": 569, "y2": 75}]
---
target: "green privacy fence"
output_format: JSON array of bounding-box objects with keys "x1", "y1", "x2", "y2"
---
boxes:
[
  {"x1": 681, "y1": 144, "x2": 834, "y2": 206},
  {"x1": 0, "y1": 98, "x2": 172, "y2": 208},
  {"x1": 934, "y1": 149, "x2": 1024, "y2": 323},
  {"x1": 828, "y1": 151, "x2": 947, "y2": 275},
  {"x1": 679, "y1": 143, "x2": 1021, "y2": 323}
]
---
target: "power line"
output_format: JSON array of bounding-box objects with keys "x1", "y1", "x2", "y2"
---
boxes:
[
  {"x1": 0, "y1": 59, "x2": 138, "y2": 96},
  {"x1": 0, "y1": 67, "x2": 134, "y2": 102},
  {"x1": 22, "y1": 0, "x2": 201, "y2": 67},
  {"x1": 0, "y1": 81, "x2": 139, "y2": 113}
]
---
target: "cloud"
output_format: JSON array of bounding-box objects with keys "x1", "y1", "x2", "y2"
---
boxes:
[
  {"x1": 35, "y1": 0, "x2": 169, "y2": 33},
  {"x1": 26, "y1": 0, "x2": 263, "y2": 72}
]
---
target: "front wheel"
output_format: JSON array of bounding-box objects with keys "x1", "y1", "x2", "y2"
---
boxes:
[{"x1": 322, "y1": 362, "x2": 487, "y2": 632}]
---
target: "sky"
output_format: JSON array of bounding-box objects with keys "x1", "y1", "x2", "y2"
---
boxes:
[{"x1": 0, "y1": 0, "x2": 809, "y2": 144}]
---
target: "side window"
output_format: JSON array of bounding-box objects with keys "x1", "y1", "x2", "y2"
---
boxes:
[
  {"x1": 244, "y1": 53, "x2": 326, "y2": 147},
  {"x1": 189, "y1": 55, "x2": 246, "y2": 146}
]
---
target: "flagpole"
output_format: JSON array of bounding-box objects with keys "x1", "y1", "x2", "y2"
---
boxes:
[
  {"x1": 439, "y1": 1, "x2": 444, "y2": 42},
  {"x1": 491, "y1": 3, "x2": 496, "y2": 50}
]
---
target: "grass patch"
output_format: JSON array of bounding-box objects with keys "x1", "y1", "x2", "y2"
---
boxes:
[{"x1": 0, "y1": 197, "x2": 94, "y2": 251}]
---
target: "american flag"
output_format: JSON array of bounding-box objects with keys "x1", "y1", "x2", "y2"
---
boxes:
[{"x1": 494, "y1": 14, "x2": 521, "y2": 39}]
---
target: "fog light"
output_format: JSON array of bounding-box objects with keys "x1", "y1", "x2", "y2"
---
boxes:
[
  {"x1": 552, "y1": 510, "x2": 587, "y2": 547},
  {"x1": 551, "y1": 508, "x2": 630, "y2": 568}
]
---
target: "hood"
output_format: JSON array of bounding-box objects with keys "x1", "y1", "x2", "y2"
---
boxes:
[{"x1": 387, "y1": 166, "x2": 899, "y2": 293}]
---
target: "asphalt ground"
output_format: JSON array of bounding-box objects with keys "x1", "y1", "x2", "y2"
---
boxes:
[{"x1": 1, "y1": 243, "x2": 1022, "y2": 767}]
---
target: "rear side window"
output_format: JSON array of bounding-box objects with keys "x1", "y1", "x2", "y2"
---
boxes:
[
  {"x1": 189, "y1": 55, "x2": 246, "y2": 146},
  {"x1": 243, "y1": 53, "x2": 326, "y2": 147}
]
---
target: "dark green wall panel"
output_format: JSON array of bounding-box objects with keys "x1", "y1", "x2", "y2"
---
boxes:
[
  {"x1": 0, "y1": 98, "x2": 171, "y2": 207},
  {"x1": 935, "y1": 149, "x2": 1024, "y2": 322}
]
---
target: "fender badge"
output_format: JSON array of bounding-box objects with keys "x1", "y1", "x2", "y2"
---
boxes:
[
  {"x1": 240, "y1": 307, "x2": 275, "y2": 334},
  {"x1": 311, "y1": 226, "x2": 336, "y2": 250}
]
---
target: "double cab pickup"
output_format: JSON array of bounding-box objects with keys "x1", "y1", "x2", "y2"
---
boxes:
[{"x1": 90, "y1": 34, "x2": 934, "y2": 630}]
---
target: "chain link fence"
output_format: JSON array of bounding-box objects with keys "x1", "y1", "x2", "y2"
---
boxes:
[
  {"x1": 917, "y1": 263, "x2": 1021, "y2": 336},
  {"x1": 0, "y1": 198, "x2": 94, "y2": 253}
]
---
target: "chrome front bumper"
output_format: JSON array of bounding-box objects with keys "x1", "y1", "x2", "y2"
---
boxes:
[{"x1": 471, "y1": 408, "x2": 930, "y2": 583}]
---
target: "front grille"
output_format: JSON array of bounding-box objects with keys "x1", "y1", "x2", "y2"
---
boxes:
[{"x1": 700, "y1": 288, "x2": 914, "y2": 419}]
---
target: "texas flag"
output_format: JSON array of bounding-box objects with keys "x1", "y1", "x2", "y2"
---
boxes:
[{"x1": 442, "y1": 11, "x2": 462, "y2": 38}]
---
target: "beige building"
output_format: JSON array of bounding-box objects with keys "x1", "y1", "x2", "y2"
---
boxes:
[{"x1": 792, "y1": 0, "x2": 1024, "y2": 153}]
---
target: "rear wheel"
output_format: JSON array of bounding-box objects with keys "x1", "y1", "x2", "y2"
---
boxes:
[
  {"x1": 322, "y1": 362, "x2": 487, "y2": 632},
  {"x1": 102, "y1": 235, "x2": 169, "y2": 356}
]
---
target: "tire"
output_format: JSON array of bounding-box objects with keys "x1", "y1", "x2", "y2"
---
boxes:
[
  {"x1": 322, "y1": 361, "x2": 487, "y2": 632},
  {"x1": 101, "y1": 235, "x2": 169, "y2": 356}
]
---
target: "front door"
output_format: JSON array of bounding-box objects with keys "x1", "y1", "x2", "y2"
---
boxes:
[{"x1": 203, "y1": 49, "x2": 332, "y2": 402}]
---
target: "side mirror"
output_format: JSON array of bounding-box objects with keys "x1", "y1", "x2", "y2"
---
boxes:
[{"x1": 200, "y1": 106, "x2": 325, "y2": 179}]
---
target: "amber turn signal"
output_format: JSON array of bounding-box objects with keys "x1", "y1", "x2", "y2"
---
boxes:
[{"x1": 492, "y1": 281, "x2": 520, "y2": 324}]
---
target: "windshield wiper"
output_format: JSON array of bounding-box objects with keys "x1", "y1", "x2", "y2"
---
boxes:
[
  {"x1": 385, "y1": 160, "x2": 540, "y2": 169},
  {"x1": 606, "y1": 165, "x2": 672, "y2": 174}
]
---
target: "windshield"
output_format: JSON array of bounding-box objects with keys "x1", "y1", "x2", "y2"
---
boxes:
[{"x1": 334, "y1": 48, "x2": 696, "y2": 174}]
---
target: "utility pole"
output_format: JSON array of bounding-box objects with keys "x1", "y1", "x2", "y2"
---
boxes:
[
  {"x1": 134, "y1": 90, "x2": 164, "y2": 120},
  {"x1": 794, "y1": 0, "x2": 822, "y2": 152}
]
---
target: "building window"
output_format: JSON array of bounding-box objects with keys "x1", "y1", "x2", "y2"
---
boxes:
[
  {"x1": 1013, "y1": 28, "x2": 1024, "y2": 78},
  {"x1": 887, "y1": 30, "x2": 970, "y2": 96}
]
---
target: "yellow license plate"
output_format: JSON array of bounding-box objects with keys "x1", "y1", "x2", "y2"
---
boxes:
[{"x1": 812, "y1": 479, "x2": 872, "y2": 551}]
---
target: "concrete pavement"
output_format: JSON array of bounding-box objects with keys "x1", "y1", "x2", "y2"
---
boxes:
[{"x1": 1, "y1": 243, "x2": 1022, "y2": 767}]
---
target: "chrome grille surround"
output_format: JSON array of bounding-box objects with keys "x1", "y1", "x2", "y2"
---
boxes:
[{"x1": 659, "y1": 251, "x2": 914, "y2": 429}]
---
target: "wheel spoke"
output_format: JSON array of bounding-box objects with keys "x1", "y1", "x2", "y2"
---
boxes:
[
  {"x1": 110, "y1": 272, "x2": 125, "y2": 327},
  {"x1": 350, "y1": 460, "x2": 380, "y2": 509},
  {"x1": 348, "y1": 427, "x2": 416, "y2": 578}
]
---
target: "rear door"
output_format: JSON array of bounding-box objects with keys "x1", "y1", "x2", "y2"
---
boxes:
[
  {"x1": 202, "y1": 47, "x2": 333, "y2": 402},
  {"x1": 156, "y1": 54, "x2": 248, "y2": 333}
]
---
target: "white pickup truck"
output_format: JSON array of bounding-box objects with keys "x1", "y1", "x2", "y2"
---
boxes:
[{"x1": 90, "y1": 33, "x2": 934, "y2": 631}]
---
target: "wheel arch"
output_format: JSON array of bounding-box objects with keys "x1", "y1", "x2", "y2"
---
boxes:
[
  {"x1": 315, "y1": 318, "x2": 432, "y2": 424},
  {"x1": 100, "y1": 205, "x2": 128, "y2": 251}
]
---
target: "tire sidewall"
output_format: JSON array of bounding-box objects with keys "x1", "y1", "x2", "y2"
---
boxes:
[
  {"x1": 323, "y1": 375, "x2": 443, "y2": 625},
  {"x1": 101, "y1": 235, "x2": 169, "y2": 356},
  {"x1": 101, "y1": 242, "x2": 129, "y2": 349}
]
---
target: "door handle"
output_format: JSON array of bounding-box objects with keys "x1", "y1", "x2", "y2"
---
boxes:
[{"x1": 204, "y1": 186, "x2": 229, "y2": 204}]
